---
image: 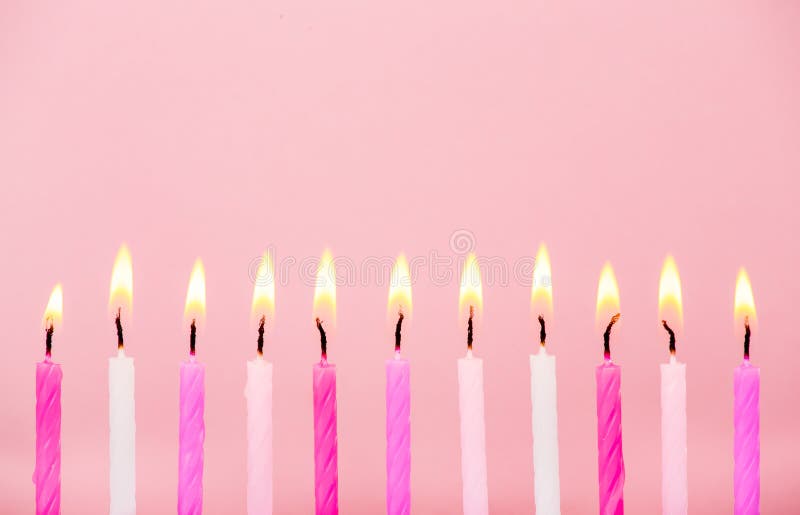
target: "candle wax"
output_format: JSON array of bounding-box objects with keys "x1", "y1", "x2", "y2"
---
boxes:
[
  {"x1": 313, "y1": 361, "x2": 338, "y2": 515},
  {"x1": 596, "y1": 361, "x2": 624, "y2": 515},
  {"x1": 35, "y1": 358, "x2": 62, "y2": 515},
  {"x1": 530, "y1": 348, "x2": 561, "y2": 515},
  {"x1": 734, "y1": 361, "x2": 760, "y2": 515},
  {"x1": 457, "y1": 352, "x2": 489, "y2": 515},
  {"x1": 178, "y1": 358, "x2": 205, "y2": 515},
  {"x1": 660, "y1": 358, "x2": 687, "y2": 515},
  {"x1": 246, "y1": 357, "x2": 273, "y2": 515},
  {"x1": 109, "y1": 351, "x2": 136, "y2": 515},
  {"x1": 386, "y1": 355, "x2": 411, "y2": 515}
]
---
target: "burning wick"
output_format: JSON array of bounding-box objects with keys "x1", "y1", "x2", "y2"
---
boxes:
[
  {"x1": 538, "y1": 315, "x2": 546, "y2": 348},
  {"x1": 45, "y1": 317, "x2": 54, "y2": 358},
  {"x1": 603, "y1": 313, "x2": 621, "y2": 361},
  {"x1": 743, "y1": 316, "x2": 751, "y2": 361},
  {"x1": 115, "y1": 308, "x2": 124, "y2": 351},
  {"x1": 256, "y1": 315, "x2": 266, "y2": 356},
  {"x1": 661, "y1": 320, "x2": 676, "y2": 357},
  {"x1": 395, "y1": 308, "x2": 404, "y2": 353},
  {"x1": 467, "y1": 305, "x2": 474, "y2": 351},
  {"x1": 189, "y1": 318, "x2": 197, "y2": 356},
  {"x1": 316, "y1": 317, "x2": 327, "y2": 362}
]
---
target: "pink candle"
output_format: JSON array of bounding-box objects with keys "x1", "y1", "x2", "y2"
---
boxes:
[
  {"x1": 179, "y1": 320, "x2": 205, "y2": 515},
  {"x1": 313, "y1": 319, "x2": 338, "y2": 515},
  {"x1": 734, "y1": 319, "x2": 759, "y2": 515},
  {"x1": 386, "y1": 312, "x2": 410, "y2": 515},
  {"x1": 596, "y1": 314, "x2": 624, "y2": 515},
  {"x1": 35, "y1": 322, "x2": 62, "y2": 515}
]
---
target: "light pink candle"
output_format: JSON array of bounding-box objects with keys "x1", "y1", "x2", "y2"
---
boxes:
[
  {"x1": 313, "y1": 319, "x2": 338, "y2": 515},
  {"x1": 596, "y1": 314, "x2": 624, "y2": 515},
  {"x1": 34, "y1": 321, "x2": 62, "y2": 515},
  {"x1": 386, "y1": 312, "x2": 410, "y2": 515},
  {"x1": 734, "y1": 319, "x2": 759, "y2": 515},
  {"x1": 179, "y1": 320, "x2": 205, "y2": 515}
]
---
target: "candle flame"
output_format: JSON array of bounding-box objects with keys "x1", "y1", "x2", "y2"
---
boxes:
[
  {"x1": 734, "y1": 267, "x2": 756, "y2": 330},
  {"x1": 458, "y1": 253, "x2": 483, "y2": 323},
  {"x1": 531, "y1": 243, "x2": 553, "y2": 321},
  {"x1": 109, "y1": 244, "x2": 133, "y2": 320},
  {"x1": 313, "y1": 249, "x2": 336, "y2": 327},
  {"x1": 595, "y1": 262, "x2": 620, "y2": 330},
  {"x1": 658, "y1": 255, "x2": 683, "y2": 331},
  {"x1": 251, "y1": 251, "x2": 276, "y2": 326},
  {"x1": 43, "y1": 284, "x2": 63, "y2": 329},
  {"x1": 387, "y1": 253, "x2": 412, "y2": 320},
  {"x1": 184, "y1": 258, "x2": 206, "y2": 326}
]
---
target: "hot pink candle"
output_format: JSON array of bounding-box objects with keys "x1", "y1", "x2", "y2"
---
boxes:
[
  {"x1": 35, "y1": 322, "x2": 62, "y2": 515},
  {"x1": 313, "y1": 319, "x2": 338, "y2": 515},
  {"x1": 178, "y1": 320, "x2": 205, "y2": 515},
  {"x1": 596, "y1": 314, "x2": 624, "y2": 515},
  {"x1": 734, "y1": 319, "x2": 759, "y2": 515},
  {"x1": 386, "y1": 312, "x2": 410, "y2": 515}
]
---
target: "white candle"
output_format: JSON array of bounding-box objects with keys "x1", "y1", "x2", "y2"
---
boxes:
[
  {"x1": 530, "y1": 345, "x2": 561, "y2": 515},
  {"x1": 246, "y1": 355, "x2": 273, "y2": 515},
  {"x1": 661, "y1": 355, "x2": 687, "y2": 515},
  {"x1": 108, "y1": 245, "x2": 136, "y2": 515},
  {"x1": 109, "y1": 348, "x2": 136, "y2": 515},
  {"x1": 458, "y1": 350, "x2": 489, "y2": 515}
]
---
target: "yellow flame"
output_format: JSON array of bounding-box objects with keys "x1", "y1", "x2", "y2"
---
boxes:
[
  {"x1": 658, "y1": 255, "x2": 683, "y2": 330},
  {"x1": 734, "y1": 267, "x2": 756, "y2": 329},
  {"x1": 109, "y1": 244, "x2": 133, "y2": 318},
  {"x1": 595, "y1": 262, "x2": 620, "y2": 328},
  {"x1": 251, "y1": 251, "x2": 276, "y2": 324},
  {"x1": 459, "y1": 253, "x2": 483, "y2": 321},
  {"x1": 43, "y1": 284, "x2": 63, "y2": 329},
  {"x1": 184, "y1": 258, "x2": 206, "y2": 325},
  {"x1": 531, "y1": 243, "x2": 553, "y2": 320},
  {"x1": 313, "y1": 249, "x2": 336, "y2": 326},
  {"x1": 387, "y1": 253, "x2": 413, "y2": 319}
]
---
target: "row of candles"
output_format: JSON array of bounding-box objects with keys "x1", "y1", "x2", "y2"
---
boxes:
[{"x1": 33, "y1": 244, "x2": 760, "y2": 515}]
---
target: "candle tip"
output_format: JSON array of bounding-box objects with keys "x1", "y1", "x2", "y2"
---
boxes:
[
  {"x1": 743, "y1": 315, "x2": 751, "y2": 360},
  {"x1": 257, "y1": 315, "x2": 266, "y2": 355},
  {"x1": 466, "y1": 305, "x2": 474, "y2": 351},
  {"x1": 537, "y1": 314, "x2": 546, "y2": 347},
  {"x1": 44, "y1": 318, "x2": 54, "y2": 358},
  {"x1": 316, "y1": 317, "x2": 327, "y2": 358},
  {"x1": 115, "y1": 307, "x2": 124, "y2": 351},
  {"x1": 661, "y1": 319, "x2": 676, "y2": 357},
  {"x1": 603, "y1": 313, "x2": 620, "y2": 360},
  {"x1": 189, "y1": 318, "x2": 197, "y2": 356},
  {"x1": 394, "y1": 310, "x2": 404, "y2": 353}
]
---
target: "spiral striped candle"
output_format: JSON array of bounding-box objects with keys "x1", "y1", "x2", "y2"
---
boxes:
[
  {"x1": 178, "y1": 357, "x2": 205, "y2": 515},
  {"x1": 35, "y1": 358, "x2": 62, "y2": 515},
  {"x1": 313, "y1": 361, "x2": 338, "y2": 515},
  {"x1": 734, "y1": 361, "x2": 760, "y2": 515},
  {"x1": 386, "y1": 354, "x2": 411, "y2": 515},
  {"x1": 596, "y1": 361, "x2": 624, "y2": 515}
]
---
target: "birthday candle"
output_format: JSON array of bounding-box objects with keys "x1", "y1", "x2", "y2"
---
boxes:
[
  {"x1": 108, "y1": 245, "x2": 136, "y2": 515},
  {"x1": 179, "y1": 259, "x2": 206, "y2": 515},
  {"x1": 246, "y1": 252, "x2": 276, "y2": 515},
  {"x1": 457, "y1": 254, "x2": 489, "y2": 515},
  {"x1": 595, "y1": 263, "x2": 624, "y2": 515},
  {"x1": 386, "y1": 255, "x2": 412, "y2": 515},
  {"x1": 529, "y1": 244, "x2": 561, "y2": 515},
  {"x1": 733, "y1": 268, "x2": 759, "y2": 515},
  {"x1": 312, "y1": 250, "x2": 338, "y2": 515},
  {"x1": 658, "y1": 256, "x2": 688, "y2": 515},
  {"x1": 35, "y1": 285, "x2": 63, "y2": 515}
]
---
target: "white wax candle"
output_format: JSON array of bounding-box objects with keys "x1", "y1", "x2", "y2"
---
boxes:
[
  {"x1": 246, "y1": 356, "x2": 273, "y2": 515},
  {"x1": 660, "y1": 356, "x2": 687, "y2": 515},
  {"x1": 109, "y1": 349, "x2": 136, "y2": 515},
  {"x1": 530, "y1": 347, "x2": 561, "y2": 515},
  {"x1": 458, "y1": 351, "x2": 489, "y2": 515}
]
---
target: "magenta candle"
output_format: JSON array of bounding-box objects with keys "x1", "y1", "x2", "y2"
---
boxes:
[
  {"x1": 313, "y1": 319, "x2": 338, "y2": 515},
  {"x1": 596, "y1": 314, "x2": 624, "y2": 515},
  {"x1": 734, "y1": 319, "x2": 760, "y2": 515},
  {"x1": 178, "y1": 320, "x2": 205, "y2": 515},
  {"x1": 35, "y1": 320, "x2": 62, "y2": 515},
  {"x1": 386, "y1": 312, "x2": 410, "y2": 515}
]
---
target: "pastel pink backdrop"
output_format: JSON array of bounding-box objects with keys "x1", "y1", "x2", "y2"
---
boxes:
[{"x1": 1, "y1": 0, "x2": 799, "y2": 513}]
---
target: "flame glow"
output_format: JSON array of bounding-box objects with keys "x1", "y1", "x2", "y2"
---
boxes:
[
  {"x1": 109, "y1": 244, "x2": 133, "y2": 318},
  {"x1": 251, "y1": 251, "x2": 276, "y2": 325},
  {"x1": 595, "y1": 262, "x2": 620, "y2": 328},
  {"x1": 43, "y1": 284, "x2": 63, "y2": 329},
  {"x1": 387, "y1": 254, "x2": 412, "y2": 319},
  {"x1": 184, "y1": 258, "x2": 206, "y2": 325},
  {"x1": 313, "y1": 249, "x2": 336, "y2": 326},
  {"x1": 531, "y1": 243, "x2": 553, "y2": 320},
  {"x1": 734, "y1": 267, "x2": 756, "y2": 329},
  {"x1": 458, "y1": 253, "x2": 483, "y2": 322},
  {"x1": 658, "y1": 255, "x2": 683, "y2": 330}
]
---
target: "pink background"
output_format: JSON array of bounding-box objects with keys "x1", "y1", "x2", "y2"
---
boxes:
[{"x1": 2, "y1": 0, "x2": 799, "y2": 513}]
